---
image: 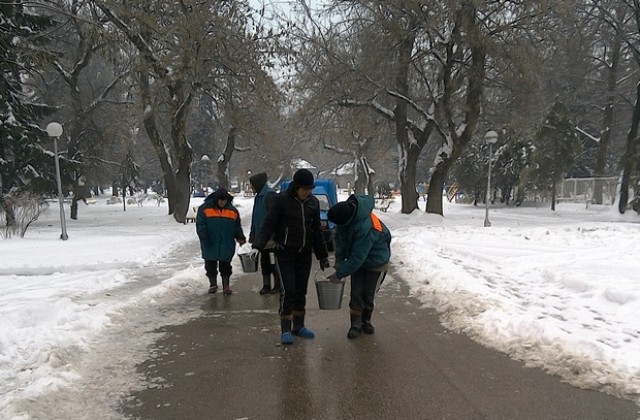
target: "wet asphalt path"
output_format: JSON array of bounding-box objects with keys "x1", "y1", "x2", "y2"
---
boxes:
[{"x1": 122, "y1": 265, "x2": 638, "y2": 420}]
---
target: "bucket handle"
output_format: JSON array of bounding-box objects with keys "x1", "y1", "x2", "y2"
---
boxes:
[{"x1": 314, "y1": 269, "x2": 344, "y2": 283}]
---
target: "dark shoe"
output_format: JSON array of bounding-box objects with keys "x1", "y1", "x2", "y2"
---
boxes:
[
  {"x1": 292, "y1": 327, "x2": 315, "y2": 339},
  {"x1": 281, "y1": 332, "x2": 294, "y2": 345},
  {"x1": 259, "y1": 286, "x2": 271, "y2": 295},
  {"x1": 347, "y1": 327, "x2": 361, "y2": 339},
  {"x1": 362, "y1": 322, "x2": 375, "y2": 335},
  {"x1": 208, "y1": 285, "x2": 218, "y2": 294},
  {"x1": 223, "y1": 286, "x2": 232, "y2": 295},
  {"x1": 269, "y1": 286, "x2": 281, "y2": 294}
]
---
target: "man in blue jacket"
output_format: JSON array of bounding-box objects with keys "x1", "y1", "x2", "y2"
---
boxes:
[
  {"x1": 328, "y1": 194, "x2": 391, "y2": 339},
  {"x1": 249, "y1": 172, "x2": 280, "y2": 294},
  {"x1": 196, "y1": 188, "x2": 246, "y2": 295}
]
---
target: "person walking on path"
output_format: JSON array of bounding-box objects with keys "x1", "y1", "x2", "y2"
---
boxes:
[
  {"x1": 251, "y1": 169, "x2": 330, "y2": 345},
  {"x1": 327, "y1": 194, "x2": 391, "y2": 339},
  {"x1": 196, "y1": 188, "x2": 246, "y2": 295},
  {"x1": 248, "y1": 172, "x2": 281, "y2": 295}
]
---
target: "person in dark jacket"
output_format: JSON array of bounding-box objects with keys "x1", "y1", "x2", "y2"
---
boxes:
[
  {"x1": 252, "y1": 169, "x2": 330, "y2": 345},
  {"x1": 196, "y1": 188, "x2": 246, "y2": 295},
  {"x1": 327, "y1": 194, "x2": 391, "y2": 339},
  {"x1": 249, "y1": 172, "x2": 281, "y2": 295}
]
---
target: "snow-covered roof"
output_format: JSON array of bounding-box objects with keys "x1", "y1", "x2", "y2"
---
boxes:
[
  {"x1": 331, "y1": 162, "x2": 354, "y2": 176},
  {"x1": 290, "y1": 158, "x2": 316, "y2": 169}
]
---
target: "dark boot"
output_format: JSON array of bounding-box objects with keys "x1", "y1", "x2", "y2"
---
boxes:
[
  {"x1": 292, "y1": 313, "x2": 315, "y2": 338},
  {"x1": 362, "y1": 309, "x2": 375, "y2": 334},
  {"x1": 348, "y1": 313, "x2": 362, "y2": 339},
  {"x1": 222, "y1": 275, "x2": 232, "y2": 295},
  {"x1": 280, "y1": 316, "x2": 293, "y2": 345},
  {"x1": 269, "y1": 284, "x2": 281, "y2": 294},
  {"x1": 259, "y1": 275, "x2": 271, "y2": 295},
  {"x1": 208, "y1": 277, "x2": 218, "y2": 294}
]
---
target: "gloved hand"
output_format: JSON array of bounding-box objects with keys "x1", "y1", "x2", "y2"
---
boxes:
[
  {"x1": 319, "y1": 257, "x2": 331, "y2": 271},
  {"x1": 328, "y1": 273, "x2": 341, "y2": 283},
  {"x1": 249, "y1": 249, "x2": 260, "y2": 260}
]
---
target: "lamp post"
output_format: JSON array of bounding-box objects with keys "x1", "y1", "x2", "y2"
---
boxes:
[
  {"x1": 46, "y1": 122, "x2": 68, "y2": 240},
  {"x1": 483, "y1": 130, "x2": 499, "y2": 227}
]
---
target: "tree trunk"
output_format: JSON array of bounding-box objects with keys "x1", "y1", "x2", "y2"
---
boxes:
[
  {"x1": 354, "y1": 155, "x2": 367, "y2": 195},
  {"x1": 426, "y1": 166, "x2": 445, "y2": 215},
  {"x1": 425, "y1": 3, "x2": 486, "y2": 216},
  {"x1": 551, "y1": 180, "x2": 557, "y2": 211},
  {"x1": 395, "y1": 32, "x2": 419, "y2": 214},
  {"x1": 217, "y1": 125, "x2": 239, "y2": 191},
  {"x1": 174, "y1": 163, "x2": 191, "y2": 224},
  {"x1": 138, "y1": 70, "x2": 177, "y2": 215},
  {"x1": 398, "y1": 143, "x2": 420, "y2": 213},
  {"x1": 618, "y1": 81, "x2": 640, "y2": 214},
  {"x1": 1, "y1": 198, "x2": 16, "y2": 227},
  {"x1": 71, "y1": 198, "x2": 79, "y2": 220},
  {"x1": 169, "y1": 80, "x2": 194, "y2": 224},
  {"x1": 595, "y1": 35, "x2": 620, "y2": 204}
]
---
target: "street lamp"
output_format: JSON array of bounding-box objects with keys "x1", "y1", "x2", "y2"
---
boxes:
[
  {"x1": 46, "y1": 122, "x2": 68, "y2": 240},
  {"x1": 484, "y1": 130, "x2": 499, "y2": 227}
]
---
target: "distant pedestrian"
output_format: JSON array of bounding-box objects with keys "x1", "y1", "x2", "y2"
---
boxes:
[
  {"x1": 196, "y1": 188, "x2": 246, "y2": 295},
  {"x1": 248, "y1": 172, "x2": 280, "y2": 295},
  {"x1": 327, "y1": 194, "x2": 391, "y2": 339},
  {"x1": 251, "y1": 169, "x2": 330, "y2": 345}
]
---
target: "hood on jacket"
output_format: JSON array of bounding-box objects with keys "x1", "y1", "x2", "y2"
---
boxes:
[
  {"x1": 329, "y1": 194, "x2": 374, "y2": 225},
  {"x1": 204, "y1": 188, "x2": 234, "y2": 207},
  {"x1": 249, "y1": 172, "x2": 268, "y2": 193}
]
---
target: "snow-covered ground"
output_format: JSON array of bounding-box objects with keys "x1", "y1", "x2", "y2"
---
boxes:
[{"x1": 1, "y1": 192, "x2": 639, "y2": 419}]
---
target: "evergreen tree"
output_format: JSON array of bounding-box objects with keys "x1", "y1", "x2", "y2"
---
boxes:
[
  {"x1": 525, "y1": 101, "x2": 582, "y2": 210},
  {"x1": 493, "y1": 139, "x2": 534, "y2": 206},
  {"x1": 1, "y1": 2, "x2": 54, "y2": 225},
  {"x1": 453, "y1": 142, "x2": 486, "y2": 205}
]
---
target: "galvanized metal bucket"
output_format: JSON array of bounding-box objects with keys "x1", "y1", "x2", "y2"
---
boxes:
[
  {"x1": 238, "y1": 252, "x2": 258, "y2": 273},
  {"x1": 314, "y1": 270, "x2": 344, "y2": 310}
]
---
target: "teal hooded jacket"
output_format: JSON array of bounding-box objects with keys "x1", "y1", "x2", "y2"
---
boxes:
[
  {"x1": 333, "y1": 194, "x2": 391, "y2": 279},
  {"x1": 196, "y1": 189, "x2": 246, "y2": 261}
]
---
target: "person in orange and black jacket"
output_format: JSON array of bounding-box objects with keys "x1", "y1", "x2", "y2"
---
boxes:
[
  {"x1": 196, "y1": 188, "x2": 246, "y2": 295},
  {"x1": 251, "y1": 169, "x2": 330, "y2": 345},
  {"x1": 327, "y1": 194, "x2": 391, "y2": 339}
]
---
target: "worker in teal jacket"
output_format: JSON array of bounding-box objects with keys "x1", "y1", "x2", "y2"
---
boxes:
[
  {"x1": 196, "y1": 188, "x2": 246, "y2": 295},
  {"x1": 328, "y1": 194, "x2": 391, "y2": 339}
]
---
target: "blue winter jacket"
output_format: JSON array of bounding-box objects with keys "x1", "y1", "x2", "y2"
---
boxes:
[
  {"x1": 249, "y1": 184, "x2": 276, "y2": 243},
  {"x1": 333, "y1": 194, "x2": 391, "y2": 279},
  {"x1": 196, "y1": 189, "x2": 246, "y2": 262}
]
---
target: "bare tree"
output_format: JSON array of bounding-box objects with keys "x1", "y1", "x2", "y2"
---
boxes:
[
  {"x1": 94, "y1": 1, "x2": 285, "y2": 221},
  {"x1": 585, "y1": 0, "x2": 640, "y2": 213},
  {"x1": 36, "y1": 0, "x2": 135, "y2": 219}
]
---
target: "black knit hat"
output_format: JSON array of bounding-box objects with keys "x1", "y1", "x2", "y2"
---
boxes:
[
  {"x1": 328, "y1": 201, "x2": 356, "y2": 225},
  {"x1": 292, "y1": 169, "x2": 315, "y2": 188},
  {"x1": 212, "y1": 188, "x2": 233, "y2": 201},
  {"x1": 249, "y1": 172, "x2": 268, "y2": 192}
]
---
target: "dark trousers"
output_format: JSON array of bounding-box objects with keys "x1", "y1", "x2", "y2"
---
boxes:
[
  {"x1": 260, "y1": 249, "x2": 276, "y2": 276},
  {"x1": 204, "y1": 260, "x2": 232, "y2": 285},
  {"x1": 349, "y1": 267, "x2": 386, "y2": 313},
  {"x1": 275, "y1": 248, "x2": 312, "y2": 316}
]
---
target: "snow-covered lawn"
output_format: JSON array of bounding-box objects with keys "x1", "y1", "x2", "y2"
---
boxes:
[{"x1": 1, "y1": 193, "x2": 639, "y2": 418}]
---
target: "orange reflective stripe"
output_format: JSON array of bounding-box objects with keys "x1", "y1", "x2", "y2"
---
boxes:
[
  {"x1": 203, "y1": 208, "x2": 238, "y2": 220},
  {"x1": 370, "y1": 213, "x2": 383, "y2": 232}
]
